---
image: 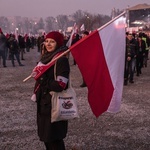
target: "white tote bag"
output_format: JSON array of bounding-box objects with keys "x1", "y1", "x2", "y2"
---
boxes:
[{"x1": 50, "y1": 62, "x2": 79, "y2": 123}]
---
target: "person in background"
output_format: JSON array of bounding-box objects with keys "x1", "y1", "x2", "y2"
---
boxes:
[
  {"x1": 128, "y1": 33, "x2": 137, "y2": 83},
  {"x1": 71, "y1": 33, "x2": 80, "y2": 65},
  {"x1": 136, "y1": 35, "x2": 146, "y2": 76},
  {"x1": 5, "y1": 33, "x2": 10, "y2": 60},
  {"x1": 7, "y1": 34, "x2": 24, "y2": 67},
  {"x1": 80, "y1": 31, "x2": 89, "y2": 87},
  {"x1": 37, "y1": 35, "x2": 45, "y2": 53},
  {"x1": 124, "y1": 32, "x2": 137, "y2": 85},
  {"x1": 25, "y1": 34, "x2": 31, "y2": 52},
  {"x1": 18, "y1": 35, "x2": 25, "y2": 60},
  {"x1": 141, "y1": 32, "x2": 150, "y2": 67},
  {"x1": 33, "y1": 31, "x2": 70, "y2": 150},
  {"x1": 31, "y1": 36, "x2": 35, "y2": 49},
  {"x1": 124, "y1": 32, "x2": 130, "y2": 85},
  {"x1": 0, "y1": 28, "x2": 7, "y2": 67}
]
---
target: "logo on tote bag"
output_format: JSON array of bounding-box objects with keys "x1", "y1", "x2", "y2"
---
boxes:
[{"x1": 62, "y1": 101, "x2": 73, "y2": 109}]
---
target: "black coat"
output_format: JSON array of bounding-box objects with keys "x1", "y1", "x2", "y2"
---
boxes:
[
  {"x1": 18, "y1": 36, "x2": 25, "y2": 48},
  {"x1": 0, "y1": 33, "x2": 7, "y2": 51},
  {"x1": 8, "y1": 37, "x2": 19, "y2": 53},
  {"x1": 136, "y1": 40, "x2": 146, "y2": 56},
  {"x1": 35, "y1": 56, "x2": 70, "y2": 142}
]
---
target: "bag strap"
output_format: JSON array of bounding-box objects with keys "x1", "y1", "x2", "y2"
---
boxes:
[{"x1": 54, "y1": 61, "x2": 71, "y2": 88}]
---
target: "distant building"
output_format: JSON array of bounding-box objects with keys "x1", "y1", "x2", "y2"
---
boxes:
[{"x1": 127, "y1": 4, "x2": 150, "y2": 32}]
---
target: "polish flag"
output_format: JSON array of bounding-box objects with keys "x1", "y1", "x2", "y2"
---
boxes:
[
  {"x1": 80, "y1": 24, "x2": 85, "y2": 31},
  {"x1": 66, "y1": 23, "x2": 78, "y2": 47},
  {"x1": 14, "y1": 28, "x2": 19, "y2": 41},
  {"x1": 70, "y1": 13, "x2": 126, "y2": 117}
]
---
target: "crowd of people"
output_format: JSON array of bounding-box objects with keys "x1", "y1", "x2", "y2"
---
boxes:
[
  {"x1": 0, "y1": 27, "x2": 44, "y2": 67},
  {"x1": 1, "y1": 26, "x2": 150, "y2": 86},
  {"x1": 124, "y1": 31, "x2": 150, "y2": 85},
  {"x1": 0, "y1": 26, "x2": 150, "y2": 150}
]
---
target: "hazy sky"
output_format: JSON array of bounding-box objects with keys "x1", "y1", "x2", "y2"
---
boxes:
[{"x1": 0, "y1": 0, "x2": 149, "y2": 18}]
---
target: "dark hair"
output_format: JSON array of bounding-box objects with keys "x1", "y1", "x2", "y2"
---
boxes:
[
  {"x1": 83, "y1": 31, "x2": 89, "y2": 35},
  {"x1": 126, "y1": 32, "x2": 129, "y2": 36}
]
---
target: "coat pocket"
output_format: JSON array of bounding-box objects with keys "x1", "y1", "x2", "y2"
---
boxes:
[{"x1": 40, "y1": 94, "x2": 51, "y2": 116}]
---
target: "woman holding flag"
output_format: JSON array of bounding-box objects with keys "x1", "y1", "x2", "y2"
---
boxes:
[{"x1": 33, "y1": 31, "x2": 70, "y2": 150}]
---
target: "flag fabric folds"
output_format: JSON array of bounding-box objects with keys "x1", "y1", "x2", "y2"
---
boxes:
[{"x1": 70, "y1": 16, "x2": 126, "y2": 117}]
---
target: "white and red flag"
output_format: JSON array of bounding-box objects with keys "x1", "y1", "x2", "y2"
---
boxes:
[
  {"x1": 80, "y1": 24, "x2": 85, "y2": 31},
  {"x1": 14, "y1": 28, "x2": 19, "y2": 41},
  {"x1": 70, "y1": 12, "x2": 126, "y2": 117},
  {"x1": 23, "y1": 12, "x2": 126, "y2": 118},
  {"x1": 66, "y1": 23, "x2": 78, "y2": 47}
]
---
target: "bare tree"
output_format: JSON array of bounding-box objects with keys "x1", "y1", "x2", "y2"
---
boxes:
[
  {"x1": 0, "y1": 9, "x2": 112, "y2": 35},
  {"x1": 37, "y1": 18, "x2": 45, "y2": 30},
  {"x1": 23, "y1": 18, "x2": 31, "y2": 33},
  {"x1": 56, "y1": 15, "x2": 69, "y2": 31},
  {"x1": 45, "y1": 16, "x2": 56, "y2": 32},
  {"x1": 0, "y1": 17, "x2": 10, "y2": 33},
  {"x1": 73, "y1": 10, "x2": 85, "y2": 24}
]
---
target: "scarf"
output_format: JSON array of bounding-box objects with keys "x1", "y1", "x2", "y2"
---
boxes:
[{"x1": 40, "y1": 45, "x2": 68, "y2": 64}]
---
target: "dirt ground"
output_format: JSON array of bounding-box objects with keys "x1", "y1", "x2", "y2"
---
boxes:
[{"x1": 0, "y1": 47, "x2": 150, "y2": 150}]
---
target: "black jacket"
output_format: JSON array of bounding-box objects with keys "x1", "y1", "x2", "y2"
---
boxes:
[
  {"x1": 0, "y1": 33, "x2": 7, "y2": 51},
  {"x1": 8, "y1": 37, "x2": 19, "y2": 53},
  {"x1": 35, "y1": 55, "x2": 70, "y2": 142},
  {"x1": 129, "y1": 38, "x2": 137, "y2": 58},
  {"x1": 137, "y1": 39, "x2": 146, "y2": 56}
]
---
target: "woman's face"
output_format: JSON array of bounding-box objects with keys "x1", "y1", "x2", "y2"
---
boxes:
[{"x1": 44, "y1": 38, "x2": 57, "y2": 52}]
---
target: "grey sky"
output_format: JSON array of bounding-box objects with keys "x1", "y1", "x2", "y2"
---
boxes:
[{"x1": 0, "y1": 0, "x2": 149, "y2": 18}]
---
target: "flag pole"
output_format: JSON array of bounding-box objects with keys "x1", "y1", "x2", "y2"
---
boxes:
[
  {"x1": 97, "y1": 11, "x2": 126, "y2": 31},
  {"x1": 23, "y1": 75, "x2": 32, "y2": 82},
  {"x1": 23, "y1": 48, "x2": 71, "y2": 82}
]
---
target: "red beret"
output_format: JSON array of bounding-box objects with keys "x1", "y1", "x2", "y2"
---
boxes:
[{"x1": 45, "y1": 31, "x2": 64, "y2": 48}]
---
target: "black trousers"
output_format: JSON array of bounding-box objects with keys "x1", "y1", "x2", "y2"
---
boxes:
[
  {"x1": 44, "y1": 139, "x2": 65, "y2": 150},
  {"x1": 10, "y1": 52, "x2": 21, "y2": 66},
  {"x1": 0, "y1": 50, "x2": 6, "y2": 66}
]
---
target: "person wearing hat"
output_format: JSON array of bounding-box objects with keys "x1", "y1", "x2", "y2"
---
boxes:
[
  {"x1": 0, "y1": 28, "x2": 7, "y2": 67},
  {"x1": 34, "y1": 31, "x2": 69, "y2": 150}
]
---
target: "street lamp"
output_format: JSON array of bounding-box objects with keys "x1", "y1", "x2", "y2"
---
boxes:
[
  {"x1": 85, "y1": 15, "x2": 90, "y2": 30},
  {"x1": 11, "y1": 22, "x2": 14, "y2": 31}
]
